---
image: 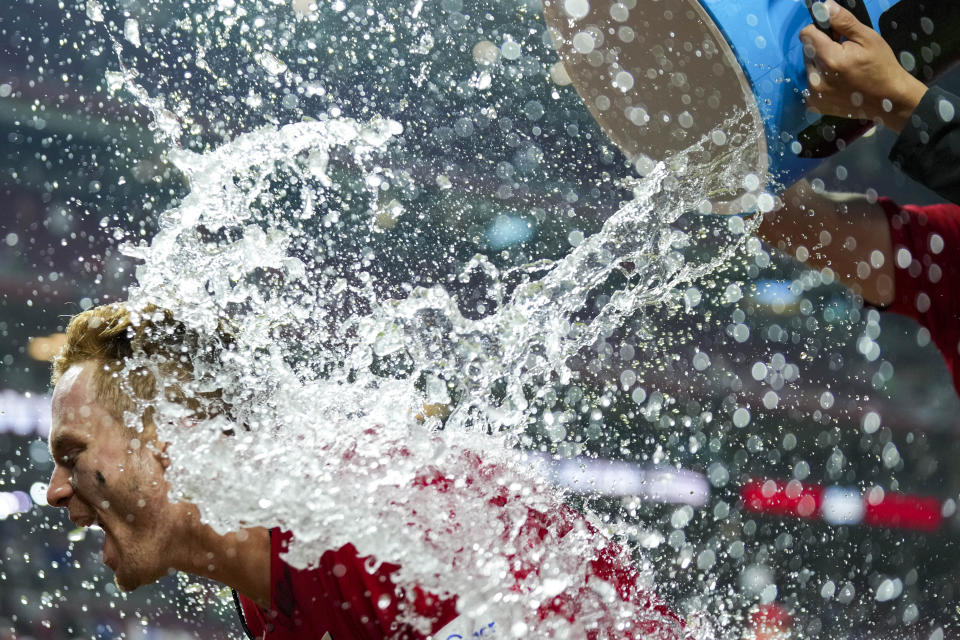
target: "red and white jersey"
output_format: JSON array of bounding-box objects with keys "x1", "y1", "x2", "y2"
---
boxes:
[{"x1": 236, "y1": 460, "x2": 689, "y2": 640}]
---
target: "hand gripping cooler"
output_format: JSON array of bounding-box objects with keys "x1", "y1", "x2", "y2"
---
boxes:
[{"x1": 542, "y1": 0, "x2": 960, "y2": 208}]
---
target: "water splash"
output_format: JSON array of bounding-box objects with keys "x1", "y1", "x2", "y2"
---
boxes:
[
  {"x1": 3, "y1": 0, "x2": 947, "y2": 635},
  {"x1": 112, "y1": 94, "x2": 761, "y2": 634}
]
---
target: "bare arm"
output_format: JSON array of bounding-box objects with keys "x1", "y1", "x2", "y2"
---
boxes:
[{"x1": 756, "y1": 180, "x2": 894, "y2": 306}]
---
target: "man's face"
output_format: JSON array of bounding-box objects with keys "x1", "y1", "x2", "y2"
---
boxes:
[{"x1": 46, "y1": 361, "x2": 185, "y2": 590}]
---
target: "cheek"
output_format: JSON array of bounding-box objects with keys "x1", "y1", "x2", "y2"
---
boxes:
[
  {"x1": 121, "y1": 452, "x2": 167, "y2": 495},
  {"x1": 69, "y1": 466, "x2": 108, "y2": 505},
  {"x1": 95, "y1": 446, "x2": 148, "y2": 485},
  {"x1": 75, "y1": 456, "x2": 135, "y2": 503}
]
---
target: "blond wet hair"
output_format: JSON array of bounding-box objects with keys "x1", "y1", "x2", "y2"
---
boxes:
[{"x1": 53, "y1": 303, "x2": 230, "y2": 437}]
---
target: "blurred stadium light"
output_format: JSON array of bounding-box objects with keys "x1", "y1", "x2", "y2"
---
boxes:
[{"x1": 0, "y1": 389, "x2": 50, "y2": 436}]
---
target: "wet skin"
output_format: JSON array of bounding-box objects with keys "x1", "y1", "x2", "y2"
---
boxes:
[{"x1": 46, "y1": 361, "x2": 271, "y2": 605}]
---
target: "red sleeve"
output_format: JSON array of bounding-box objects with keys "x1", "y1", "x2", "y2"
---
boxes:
[{"x1": 882, "y1": 197, "x2": 960, "y2": 394}]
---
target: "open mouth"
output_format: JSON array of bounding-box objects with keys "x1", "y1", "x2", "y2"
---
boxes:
[
  {"x1": 81, "y1": 517, "x2": 116, "y2": 570},
  {"x1": 99, "y1": 526, "x2": 117, "y2": 570}
]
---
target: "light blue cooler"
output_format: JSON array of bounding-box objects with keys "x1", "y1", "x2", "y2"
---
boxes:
[{"x1": 543, "y1": 0, "x2": 959, "y2": 207}]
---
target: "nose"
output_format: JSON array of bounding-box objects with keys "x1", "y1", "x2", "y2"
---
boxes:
[{"x1": 46, "y1": 465, "x2": 74, "y2": 508}]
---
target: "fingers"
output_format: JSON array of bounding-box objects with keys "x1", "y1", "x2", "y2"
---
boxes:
[
  {"x1": 800, "y1": 26, "x2": 824, "y2": 111},
  {"x1": 798, "y1": 22, "x2": 830, "y2": 48},
  {"x1": 799, "y1": 23, "x2": 841, "y2": 71},
  {"x1": 800, "y1": 26, "x2": 829, "y2": 93},
  {"x1": 821, "y1": 0, "x2": 870, "y2": 45},
  {"x1": 802, "y1": 66, "x2": 824, "y2": 114},
  {"x1": 801, "y1": 59, "x2": 844, "y2": 115},
  {"x1": 801, "y1": 60, "x2": 867, "y2": 119},
  {"x1": 798, "y1": 25, "x2": 822, "y2": 57},
  {"x1": 803, "y1": 56, "x2": 823, "y2": 91}
]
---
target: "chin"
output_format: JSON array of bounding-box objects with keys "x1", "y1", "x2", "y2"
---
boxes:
[
  {"x1": 113, "y1": 573, "x2": 138, "y2": 592},
  {"x1": 112, "y1": 563, "x2": 165, "y2": 592},
  {"x1": 113, "y1": 568, "x2": 144, "y2": 592}
]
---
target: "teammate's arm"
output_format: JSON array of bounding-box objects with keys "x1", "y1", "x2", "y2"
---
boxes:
[{"x1": 755, "y1": 180, "x2": 894, "y2": 306}]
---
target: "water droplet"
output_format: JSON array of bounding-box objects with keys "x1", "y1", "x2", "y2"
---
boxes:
[
  {"x1": 563, "y1": 0, "x2": 589, "y2": 20},
  {"x1": 86, "y1": 0, "x2": 104, "y2": 23},
  {"x1": 124, "y1": 19, "x2": 141, "y2": 47},
  {"x1": 256, "y1": 52, "x2": 288, "y2": 76}
]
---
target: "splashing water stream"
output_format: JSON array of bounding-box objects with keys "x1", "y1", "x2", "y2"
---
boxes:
[
  {"x1": 3, "y1": 0, "x2": 956, "y2": 637},
  {"x1": 111, "y1": 92, "x2": 762, "y2": 635}
]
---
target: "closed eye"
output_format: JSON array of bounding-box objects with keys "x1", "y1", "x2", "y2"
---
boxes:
[{"x1": 51, "y1": 435, "x2": 86, "y2": 469}]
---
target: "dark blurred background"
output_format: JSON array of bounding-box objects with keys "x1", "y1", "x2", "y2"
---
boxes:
[{"x1": 3, "y1": 0, "x2": 960, "y2": 638}]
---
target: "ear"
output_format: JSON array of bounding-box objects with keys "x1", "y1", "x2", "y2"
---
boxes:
[
  {"x1": 145, "y1": 438, "x2": 172, "y2": 469},
  {"x1": 157, "y1": 441, "x2": 171, "y2": 470},
  {"x1": 150, "y1": 417, "x2": 196, "y2": 469}
]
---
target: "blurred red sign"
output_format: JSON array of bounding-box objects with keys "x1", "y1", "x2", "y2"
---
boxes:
[{"x1": 741, "y1": 479, "x2": 943, "y2": 532}]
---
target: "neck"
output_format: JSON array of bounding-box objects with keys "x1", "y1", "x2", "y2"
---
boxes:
[{"x1": 171, "y1": 509, "x2": 271, "y2": 608}]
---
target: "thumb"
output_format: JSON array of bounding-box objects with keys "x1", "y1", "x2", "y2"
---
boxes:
[
  {"x1": 822, "y1": 0, "x2": 871, "y2": 44},
  {"x1": 799, "y1": 22, "x2": 838, "y2": 59}
]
